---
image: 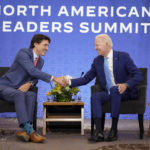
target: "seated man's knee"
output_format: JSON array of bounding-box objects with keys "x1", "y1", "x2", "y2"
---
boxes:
[
  {"x1": 110, "y1": 86, "x2": 119, "y2": 93},
  {"x1": 26, "y1": 91, "x2": 36, "y2": 101},
  {"x1": 14, "y1": 91, "x2": 25, "y2": 102},
  {"x1": 27, "y1": 91, "x2": 36, "y2": 97},
  {"x1": 14, "y1": 91, "x2": 25, "y2": 98},
  {"x1": 91, "y1": 92, "x2": 100, "y2": 100},
  {"x1": 91, "y1": 92, "x2": 103, "y2": 104}
]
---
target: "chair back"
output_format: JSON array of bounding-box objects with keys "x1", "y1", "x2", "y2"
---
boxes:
[
  {"x1": 138, "y1": 68, "x2": 147, "y2": 87},
  {"x1": 0, "y1": 67, "x2": 10, "y2": 77}
]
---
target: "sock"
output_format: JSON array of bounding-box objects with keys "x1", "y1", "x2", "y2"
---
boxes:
[
  {"x1": 111, "y1": 117, "x2": 118, "y2": 131},
  {"x1": 95, "y1": 118, "x2": 102, "y2": 133},
  {"x1": 22, "y1": 122, "x2": 34, "y2": 135}
]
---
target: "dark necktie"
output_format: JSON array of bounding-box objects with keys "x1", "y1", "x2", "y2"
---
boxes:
[{"x1": 34, "y1": 57, "x2": 39, "y2": 67}]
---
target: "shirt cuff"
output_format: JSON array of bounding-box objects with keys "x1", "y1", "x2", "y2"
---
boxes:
[
  {"x1": 69, "y1": 79, "x2": 71, "y2": 86},
  {"x1": 29, "y1": 81, "x2": 34, "y2": 86},
  {"x1": 51, "y1": 75, "x2": 53, "y2": 81}
]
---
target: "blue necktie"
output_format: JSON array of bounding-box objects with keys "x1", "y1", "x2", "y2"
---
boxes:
[{"x1": 104, "y1": 57, "x2": 113, "y2": 92}]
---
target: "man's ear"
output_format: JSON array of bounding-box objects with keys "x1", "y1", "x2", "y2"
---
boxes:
[
  {"x1": 105, "y1": 42, "x2": 108, "y2": 48},
  {"x1": 106, "y1": 42, "x2": 111, "y2": 49},
  {"x1": 34, "y1": 42, "x2": 38, "y2": 48}
]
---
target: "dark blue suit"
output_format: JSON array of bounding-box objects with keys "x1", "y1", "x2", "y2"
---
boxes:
[
  {"x1": 71, "y1": 50, "x2": 143, "y2": 118},
  {"x1": 0, "y1": 48, "x2": 52, "y2": 125}
]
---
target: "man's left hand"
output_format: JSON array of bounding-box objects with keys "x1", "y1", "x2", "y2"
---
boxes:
[
  {"x1": 18, "y1": 82, "x2": 32, "y2": 92},
  {"x1": 116, "y1": 83, "x2": 128, "y2": 94}
]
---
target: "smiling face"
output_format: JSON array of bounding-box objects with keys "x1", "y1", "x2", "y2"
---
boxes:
[
  {"x1": 94, "y1": 36, "x2": 112, "y2": 57},
  {"x1": 33, "y1": 40, "x2": 49, "y2": 56}
]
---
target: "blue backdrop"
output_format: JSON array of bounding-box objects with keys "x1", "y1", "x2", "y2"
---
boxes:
[{"x1": 0, "y1": 0, "x2": 149, "y2": 120}]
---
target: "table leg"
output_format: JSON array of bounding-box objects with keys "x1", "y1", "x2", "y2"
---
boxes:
[
  {"x1": 43, "y1": 106, "x2": 46, "y2": 135},
  {"x1": 148, "y1": 124, "x2": 150, "y2": 137},
  {"x1": 148, "y1": 103, "x2": 150, "y2": 137},
  {"x1": 81, "y1": 107, "x2": 84, "y2": 135}
]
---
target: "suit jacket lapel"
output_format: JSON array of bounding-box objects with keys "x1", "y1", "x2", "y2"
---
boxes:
[
  {"x1": 36, "y1": 56, "x2": 41, "y2": 68},
  {"x1": 113, "y1": 51, "x2": 118, "y2": 83},
  {"x1": 97, "y1": 56, "x2": 107, "y2": 89},
  {"x1": 28, "y1": 48, "x2": 34, "y2": 63},
  {"x1": 36, "y1": 56, "x2": 44, "y2": 70}
]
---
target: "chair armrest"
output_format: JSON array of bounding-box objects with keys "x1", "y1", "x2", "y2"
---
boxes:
[
  {"x1": 138, "y1": 85, "x2": 147, "y2": 102},
  {"x1": 91, "y1": 84, "x2": 102, "y2": 95}
]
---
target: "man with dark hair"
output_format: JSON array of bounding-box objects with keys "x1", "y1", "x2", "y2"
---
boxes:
[
  {"x1": 0, "y1": 34, "x2": 66, "y2": 143},
  {"x1": 30, "y1": 34, "x2": 51, "y2": 49}
]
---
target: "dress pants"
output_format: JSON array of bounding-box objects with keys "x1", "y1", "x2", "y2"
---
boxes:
[
  {"x1": 91, "y1": 86, "x2": 130, "y2": 118},
  {"x1": 0, "y1": 85, "x2": 36, "y2": 125}
]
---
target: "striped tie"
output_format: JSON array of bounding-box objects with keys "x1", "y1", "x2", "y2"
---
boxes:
[
  {"x1": 34, "y1": 57, "x2": 39, "y2": 67},
  {"x1": 104, "y1": 56, "x2": 113, "y2": 92}
]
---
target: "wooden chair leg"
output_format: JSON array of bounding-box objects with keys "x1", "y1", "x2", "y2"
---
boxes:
[{"x1": 138, "y1": 114, "x2": 144, "y2": 139}]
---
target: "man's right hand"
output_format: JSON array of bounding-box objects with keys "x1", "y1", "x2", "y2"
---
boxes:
[{"x1": 52, "y1": 76, "x2": 69, "y2": 87}]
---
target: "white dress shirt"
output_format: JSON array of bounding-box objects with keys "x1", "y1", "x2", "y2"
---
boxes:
[{"x1": 33, "y1": 50, "x2": 39, "y2": 61}]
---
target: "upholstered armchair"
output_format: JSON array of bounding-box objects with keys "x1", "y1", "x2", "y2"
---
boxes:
[
  {"x1": 0, "y1": 67, "x2": 38, "y2": 130},
  {"x1": 91, "y1": 68, "x2": 147, "y2": 139}
]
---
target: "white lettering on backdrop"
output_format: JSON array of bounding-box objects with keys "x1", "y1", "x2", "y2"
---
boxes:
[{"x1": 0, "y1": 5, "x2": 150, "y2": 33}]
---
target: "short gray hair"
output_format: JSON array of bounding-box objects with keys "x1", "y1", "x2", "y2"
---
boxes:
[{"x1": 95, "y1": 34, "x2": 113, "y2": 48}]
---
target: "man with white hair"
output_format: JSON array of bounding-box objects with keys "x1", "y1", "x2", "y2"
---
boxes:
[{"x1": 67, "y1": 34, "x2": 143, "y2": 142}]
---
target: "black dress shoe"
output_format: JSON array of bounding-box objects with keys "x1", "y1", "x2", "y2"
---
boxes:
[
  {"x1": 88, "y1": 131, "x2": 104, "y2": 142},
  {"x1": 106, "y1": 129, "x2": 118, "y2": 142}
]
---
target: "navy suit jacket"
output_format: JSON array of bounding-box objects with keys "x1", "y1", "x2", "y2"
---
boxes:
[
  {"x1": 0, "y1": 48, "x2": 52, "y2": 88},
  {"x1": 71, "y1": 50, "x2": 143, "y2": 98}
]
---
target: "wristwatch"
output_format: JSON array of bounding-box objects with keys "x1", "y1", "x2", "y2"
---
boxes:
[{"x1": 29, "y1": 81, "x2": 34, "y2": 86}]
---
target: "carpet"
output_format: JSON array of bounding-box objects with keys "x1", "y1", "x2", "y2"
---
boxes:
[{"x1": 93, "y1": 144, "x2": 150, "y2": 150}]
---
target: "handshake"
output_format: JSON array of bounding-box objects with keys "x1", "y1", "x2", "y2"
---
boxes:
[{"x1": 52, "y1": 75, "x2": 71, "y2": 87}]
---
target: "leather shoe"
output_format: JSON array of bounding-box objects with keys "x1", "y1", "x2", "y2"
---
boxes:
[
  {"x1": 30, "y1": 132, "x2": 46, "y2": 143},
  {"x1": 16, "y1": 131, "x2": 30, "y2": 142},
  {"x1": 106, "y1": 129, "x2": 118, "y2": 141},
  {"x1": 88, "y1": 131, "x2": 104, "y2": 142}
]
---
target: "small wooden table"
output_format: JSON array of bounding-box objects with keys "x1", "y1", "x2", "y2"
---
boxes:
[
  {"x1": 148, "y1": 103, "x2": 150, "y2": 137},
  {"x1": 43, "y1": 101, "x2": 84, "y2": 135}
]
